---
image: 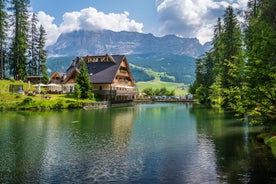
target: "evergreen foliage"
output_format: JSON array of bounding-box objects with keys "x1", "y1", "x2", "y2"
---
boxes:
[
  {"x1": 0, "y1": 1, "x2": 48, "y2": 81},
  {"x1": 210, "y1": 6, "x2": 244, "y2": 108},
  {"x1": 38, "y1": 25, "x2": 48, "y2": 83},
  {"x1": 0, "y1": 0, "x2": 7, "y2": 79},
  {"x1": 190, "y1": 2, "x2": 276, "y2": 125},
  {"x1": 130, "y1": 66, "x2": 155, "y2": 82},
  {"x1": 27, "y1": 13, "x2": 39, "y2": 76},
  {"x1": 75, "y1": 60, "x2": 93, "y2": 99},
  {"x1": 73, "y1": 83, "x2": 81, "y2": 100},
  {"x1": 9, "y1": 0, "x2": 30, "y2": 80},
  {"x1": 243, "y1": 0, "x2": 276, "y2": 124},
  {"x1": 191, "y1": 6, "x2": 244, "y2": 107}
]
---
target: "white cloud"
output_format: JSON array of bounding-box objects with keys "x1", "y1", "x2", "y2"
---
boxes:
[
  {"x1": 37, "y1": 7, "x2": 143, "y2": 46},
  {"x1": 75, "y1": 8, "x2": 143, "y2": 33},
  {"x1": 37, "y1": 11, "x2": 60, "y2": 46},
  {"x1": 195, "y1": 24, "x2": 214, "y2": 44},
  {"x1": 157, "y1": 0, "x2": 248, "y2": 44}
]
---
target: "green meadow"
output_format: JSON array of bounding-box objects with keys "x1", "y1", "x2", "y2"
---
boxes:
[{"x1": 136, "y1": 79, "x2": 188, "y2": 96}]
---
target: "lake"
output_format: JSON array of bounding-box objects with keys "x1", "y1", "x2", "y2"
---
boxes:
[{"x1": 0, "y1": 103, "x2": 275, "y2": 183}]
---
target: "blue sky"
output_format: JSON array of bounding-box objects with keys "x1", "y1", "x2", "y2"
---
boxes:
[{"x1": 30, "y1": 0, "x2": 249, "y2": 46}]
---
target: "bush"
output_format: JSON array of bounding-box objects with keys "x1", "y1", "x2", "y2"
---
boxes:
[
  {"x1": 21, "y1": 97, "x2": 33, "y2": 105},
  {"x1": 68, "y1": 101, "x2": 83, "y2": 109},
  {"x1": 53, "y1": 100, "x2": 66, "y2": 109}
]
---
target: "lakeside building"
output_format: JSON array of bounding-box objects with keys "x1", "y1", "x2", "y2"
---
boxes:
[{"x1": 50, "y1": 54, "x2": 137, "y2": 103}]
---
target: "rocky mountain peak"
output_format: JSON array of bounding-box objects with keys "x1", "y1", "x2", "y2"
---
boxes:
[{"x1": 47, "y1": 30, "x2": 211, "y2": 57}]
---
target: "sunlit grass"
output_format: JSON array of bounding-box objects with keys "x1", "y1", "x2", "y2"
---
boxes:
[
  {"x1": 0, "y1": 80, "x2": 95, "y2": 110},
  {"x1": 136, "y1": 79, "x2": 188, "y2": 96}
]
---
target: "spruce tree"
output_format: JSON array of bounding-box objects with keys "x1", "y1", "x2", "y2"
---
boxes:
[
  {"x1": 191, "y1": 52, "x2": 215, "y2": 103},
  {"x1": 220, "y1": 6, "x2": 243, "y2": 88},
  {"x1": 210, "y1": 6, "x2": 244, "y2": 108},
  {"x1": 190, "y1": 18, "x2": 223, "y2": 104},
  {"x1": 76, "y1": 60, "x2": 92, "y2": 99},
  {"x1": 9, "y1": 0, "x2": 30, "y2": 80},
  {"x1": 38, "y1": 25, "x2": 48, "y2": 83},
  {"x1": 0, "y1": 0, "x2": 7, "y2": 79},
  {"x1": 27, "y1": 13, "x2": 39, "y2": 76}
]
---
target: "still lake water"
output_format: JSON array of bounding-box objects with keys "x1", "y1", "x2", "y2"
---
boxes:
[{"x1": 0, "y1": 103, "x2": 276, "y2": 184}]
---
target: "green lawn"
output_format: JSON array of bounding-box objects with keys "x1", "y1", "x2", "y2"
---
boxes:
[
  {"x1": 136, "y1": 79, "x2": 188, "y2": 96},
  {"x1": 0, "y1": 80, "x2": 94, "y2": 110}
]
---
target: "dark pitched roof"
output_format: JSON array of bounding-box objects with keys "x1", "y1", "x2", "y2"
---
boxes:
[
  {"x1": 87, "y1": 55, "x2": 125, "y2": 84},
  {"x1": 56, "y1": 55, "x2": 129, "y2": 84}
]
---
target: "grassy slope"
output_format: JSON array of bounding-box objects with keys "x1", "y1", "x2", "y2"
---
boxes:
[
  {"x1": 0, "y1": 80, "x2": 31, "y2": 104},
  {"x1": 130, "y1": 64, "x2": 175, "y2": 81},
  {"x1": 130, "y1": 64, "x2": 188, "y2": 96},
  {"x1": 136, "y1": 79, "x2": 188, "y2": 96}
]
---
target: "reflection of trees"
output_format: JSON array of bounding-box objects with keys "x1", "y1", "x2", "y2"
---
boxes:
[
  {"x1": 0, "y1": 111, "x2": 58, "y2": 183},
  {"x1": 189, "y1": 105, "x2": 276, "y2": 183},
  {"x1": 0, "y1": 108, "x2": 137, "y2": 183}
]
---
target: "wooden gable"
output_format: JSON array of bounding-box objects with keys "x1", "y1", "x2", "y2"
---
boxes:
[{"x1": 113, "y1": 57, "x2": 135, "y2": 87}]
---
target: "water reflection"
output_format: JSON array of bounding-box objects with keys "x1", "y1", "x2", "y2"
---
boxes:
[
  {"x1": 190, "y1": 105, "x2": 276, "y2": 184},
  {"x1": 0, "y1": 104, "x2": 276, "y2": 183},
  {"x1": 0, "y1": 109, "x2": 137, "y2": 183},
  {"x1": 128, "y1": 103, "x2": 220, "y2": 183}
]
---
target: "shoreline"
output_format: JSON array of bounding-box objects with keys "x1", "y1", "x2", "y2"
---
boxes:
[{"x1": 257, "y1": 132, "x2": 276, "y2": 157}]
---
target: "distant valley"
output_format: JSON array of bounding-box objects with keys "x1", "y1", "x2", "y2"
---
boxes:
[{"x1": 46, "y1": 30, "x2": 211, "y2": 85}]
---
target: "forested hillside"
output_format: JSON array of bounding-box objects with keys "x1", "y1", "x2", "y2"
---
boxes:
[{"x1": 127, "y1": 53, "x2": 195, "y2": 84}]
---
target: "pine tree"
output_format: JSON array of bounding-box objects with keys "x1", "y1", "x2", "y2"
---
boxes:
[
  {"x1": 0, "y1": 0, "x2": 7, "y2": 79},
  {"x1": 38, "y1": 25, "x2": 48, "y2": 83},
  {"x1": 209, "y1": 6, "x2": 244, "y2": 108},
  {"x1": 212, "y1": 17, "x2": 223, "y2": 78},
  {"x1": 191, "y1": 52, "x2": 215, "y2": 103},
  {"x1": 27, "y1": 13, "x2": 39, "y2": 76},
  {"x1": 76, "y1": 60, "x2": 93, "y2": 99},
  {"x1": 9, "y1": 0, "x2": 30, "y2": 80},
  {"x1": 190, "y1": 18, "x2": 223, "y2": 104},
  {"x1": 220, "y1": 6, "x2": 243, "y2": 89}
]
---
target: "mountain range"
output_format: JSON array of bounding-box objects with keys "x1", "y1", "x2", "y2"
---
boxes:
[
  {"x1": 46, "y1": 30, "x2": 212, "y2": 84},
  {"x1": 47, "y1": 30, "x2": 211, "y2": 57}
]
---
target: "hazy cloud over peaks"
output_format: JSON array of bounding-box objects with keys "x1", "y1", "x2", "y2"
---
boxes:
[{"x1": 37, "y1": 7, "x2": 143, "y2": 46}]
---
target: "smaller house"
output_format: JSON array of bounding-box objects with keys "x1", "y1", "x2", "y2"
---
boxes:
[
  {"x1": 26, "y1": 76, "x2": 42, "y2": 84},
  {"x1": 50, "y1": 54, "x2": 137, "y2": 102}
]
